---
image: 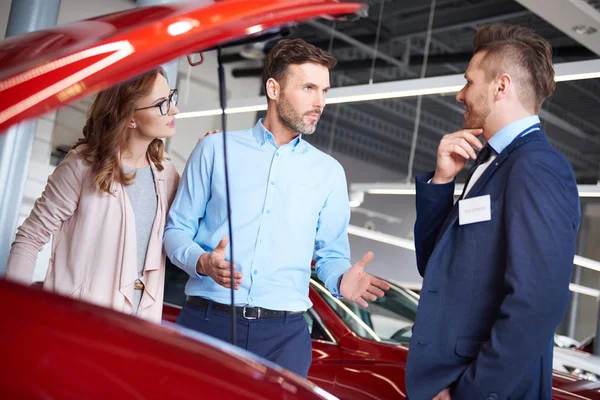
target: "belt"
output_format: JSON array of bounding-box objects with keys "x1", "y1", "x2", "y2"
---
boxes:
[{"x1": 185, "y1": 296, "x2": 304, "y2": 320}]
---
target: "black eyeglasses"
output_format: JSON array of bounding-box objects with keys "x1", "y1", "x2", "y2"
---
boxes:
[{"x1": 134, "y1": 89, "x2": 178, "y2": 116}]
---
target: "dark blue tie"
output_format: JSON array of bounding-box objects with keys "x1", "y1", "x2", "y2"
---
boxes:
[{"x1": 460, "y1": 145, "x2": 493, "y2": 199}]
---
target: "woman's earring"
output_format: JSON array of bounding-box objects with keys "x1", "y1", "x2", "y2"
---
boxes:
[{"x1": 132, "y1": 123, "x2": 137, "y2": 128}]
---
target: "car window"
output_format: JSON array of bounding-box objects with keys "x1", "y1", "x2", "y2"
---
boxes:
[
  {"x1": 311, "y1": 279, "x2": 380, "y2": 341},
  {"x1": 310, "y1": 273, "x2": 419, "y2": 344},
  {"x1": 304, "y1": 309, "x2": 335, "y2": 342}
]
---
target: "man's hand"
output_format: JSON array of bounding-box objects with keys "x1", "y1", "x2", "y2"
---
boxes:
[
  {"x1": 196, "y1": 236, "x2": 242, "y2": 289},
  {"x1": 339, "y1": 251, "x2": 390, "y2": 308},
  {"x1": 432, "y1": 128, "x2": 484, "y2": 184},
  {"x1": 432, "y1": 388, "x2": 451, "y2": 400}
]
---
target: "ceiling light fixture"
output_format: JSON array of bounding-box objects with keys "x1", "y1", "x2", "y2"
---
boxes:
[
  {"x1": 572, "y1": 25, "x2": 598, "y2": 35},
  {"x1": 349, "y1": 182, "x2": 600, "y2": 199}
]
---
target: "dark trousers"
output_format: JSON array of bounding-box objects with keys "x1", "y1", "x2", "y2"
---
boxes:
[{"x1": 176, "y1": 300, "x2": 313, "y2": 377}]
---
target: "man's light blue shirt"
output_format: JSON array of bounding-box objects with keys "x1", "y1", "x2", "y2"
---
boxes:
[
  {"x1": 488, "y1": 115, "x2": 541, "y2": 154},
  {"x1": 164, "y1": 119, "x2": 352, "y2": 311}
]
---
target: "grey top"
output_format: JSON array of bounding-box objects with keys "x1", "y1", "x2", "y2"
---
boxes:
[{"x1": 123, "y1": 165, "x2": 157, "y2": 315}]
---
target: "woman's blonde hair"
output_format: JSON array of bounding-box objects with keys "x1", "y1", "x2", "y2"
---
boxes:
[{"x1": 74, "y1": 67, "x2": 167, "y2": 194}]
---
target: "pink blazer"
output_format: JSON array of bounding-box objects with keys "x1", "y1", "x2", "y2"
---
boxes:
[{"x1": 6, "y1": 146, "x2": 179, "y2": 322}]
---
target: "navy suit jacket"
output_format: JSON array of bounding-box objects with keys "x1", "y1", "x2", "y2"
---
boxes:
[{"x1": 405, "y1": 130, "x2": 580, "y2": 400}]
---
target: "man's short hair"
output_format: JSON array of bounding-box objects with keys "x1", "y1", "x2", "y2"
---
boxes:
[
  {"x1": 474, "y1": 24, "x2": 555, "y2": 112},
  {"x1": 263, "y1": 38, "x2": 337, "y2": 89}
]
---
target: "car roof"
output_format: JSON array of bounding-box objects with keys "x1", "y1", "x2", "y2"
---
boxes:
[{"x1": 0, "y1": 0, "x2": 364, "y2": 132}]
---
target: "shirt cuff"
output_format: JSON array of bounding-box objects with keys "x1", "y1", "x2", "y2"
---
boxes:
[
  {"x1": 332, "y1": 275, "x2": 344, "y2": 298},
  {"x1": 327, "y1": 268, "x2": 347, "y2": 298},
  {"x1": 187, "y1": 246, "x2": 206, "y2": 279}
]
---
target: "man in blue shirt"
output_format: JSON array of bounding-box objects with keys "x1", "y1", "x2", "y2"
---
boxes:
[
  {"x1": 406, "y1": 24, "x2": 581, "y2": 400},
  {"x1": 164, "y1": 39, "x2": 389, "y2": 377}
]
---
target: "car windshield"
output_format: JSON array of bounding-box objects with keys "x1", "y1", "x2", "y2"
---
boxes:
[{"x1": 310, "y1": 272, "x2": 419, "y2": 344}]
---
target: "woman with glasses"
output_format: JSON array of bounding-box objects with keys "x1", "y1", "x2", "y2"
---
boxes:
[{"x1": 6, "y1": 67, "x2": 180, "y2": 322}]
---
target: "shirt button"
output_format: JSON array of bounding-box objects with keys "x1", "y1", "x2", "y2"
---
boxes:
[
  {"x1": 275, "y1": 152, "x2": 279, "y2": 156},
  {"x1": 265, "y1": 210, "x2": 270, "y2": 214},
  {"x1": 270, "y1": 180, "x2": 274, "y2": 185},
  {"x1": 260, "y1": 239, "x2": 264, "y2": 244},
  {"x1": 253, "y1": 270, "x2": 257, "y2": 275}
]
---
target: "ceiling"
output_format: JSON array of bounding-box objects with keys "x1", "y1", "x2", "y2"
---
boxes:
[{"x1": 224, "y1": 0, "x2": 600, "y2": 183}]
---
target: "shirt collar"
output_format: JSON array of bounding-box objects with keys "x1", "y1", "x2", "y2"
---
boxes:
[
  {"x1": 253, "y1": 118, "x2": 304, "y2": 151},
  {"x1": 487, "y1": 115, "x2": 541, "y2": 154}
]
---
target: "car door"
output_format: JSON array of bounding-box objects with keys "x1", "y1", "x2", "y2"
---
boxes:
[{"x1": 306, "y1": 308, "x2": 342, "y2": 394}]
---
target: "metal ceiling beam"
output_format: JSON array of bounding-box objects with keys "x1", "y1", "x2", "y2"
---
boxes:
[
  {"x1": 306, "y1": 20, "x2": 407, "y2": 69},
  {"x1": 566, "y1": 80, "x2": 600, "y2": 105},
  {"x1": 328, "y1": 102, "x2": 440, "y2": 158},
  {"x1": 306, "y1": 1, "x2": 530, "y2": 57},
  {"x1": 541, "y1": 101, "x2": 600, "y2": 146},
  {"x1": 311, "y1": 119, "x2": 436, "y2": 172},
  {"x1": 331, "y1": 70, "x2": 462, "y2": 138},
  {"x1": 228, "y1": 47, "x2": 594, "y2": 73},
  {"x1": 387, "y1": 0, "x2": 529, "y2": 38}
]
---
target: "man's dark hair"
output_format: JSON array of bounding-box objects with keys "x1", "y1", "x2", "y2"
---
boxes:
[
  {"x1": 474, "y1": 24, "x2": 555, "y2": 112},
  {"x1": 263, "y1": 38, "x2": 337, "y2": 89}
]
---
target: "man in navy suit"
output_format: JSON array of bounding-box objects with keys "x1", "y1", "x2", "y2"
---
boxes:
[{"x1": 406, "y1": 24, "x2": 581, "y2": 400}]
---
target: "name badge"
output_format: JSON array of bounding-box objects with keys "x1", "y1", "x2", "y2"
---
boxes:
[{"x1": 459, "y1": 195, "x2": 491, "y2": 225}]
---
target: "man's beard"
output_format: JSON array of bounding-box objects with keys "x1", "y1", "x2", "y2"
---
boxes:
[
  {"x1": 462, "y1": 94, "x2": 490, "y2": 129},
  {"x1": 276, "y1": 94, "x2": 321, "y2": 135}
]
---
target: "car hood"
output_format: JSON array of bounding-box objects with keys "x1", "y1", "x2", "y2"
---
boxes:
[
  {"x1": 0, "y1": 279, "x2": 340, "y2": 399},
  {"x1": 0, "y1": 0, "x2": 365, "y2": 132}
]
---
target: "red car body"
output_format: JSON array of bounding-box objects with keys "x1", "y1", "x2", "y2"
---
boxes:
[{"x1": 0, "y1": 280, "x2": 341, "y2": 399}]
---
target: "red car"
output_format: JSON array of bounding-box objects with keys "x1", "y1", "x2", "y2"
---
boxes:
[
  {"x1": 0, "y1": 1, "x2": 364, "y2": 399},
  {"x1": 0, "y1": 279, "x2": 343, "y2": 399},
  {"x1": 163, "y1": 269, "x2": 600, "y2": 400},
  {"x1": 1, "y1": 1, "x2": 597, "y2": 399}
]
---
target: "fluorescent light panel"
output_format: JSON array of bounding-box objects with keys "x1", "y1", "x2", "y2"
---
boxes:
[
  {"x1": 554, "y1": 59, "x2": 600, "y2": 82},
  {"x1": 569, "y1": 283, "x2": 600, "y2": 298},
  {"x1": 176, "y1": 59, "x2": 600, "y2": 119},
  {"x1": 351, "y1": 182, "x2": 600, "y2": 198}
]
